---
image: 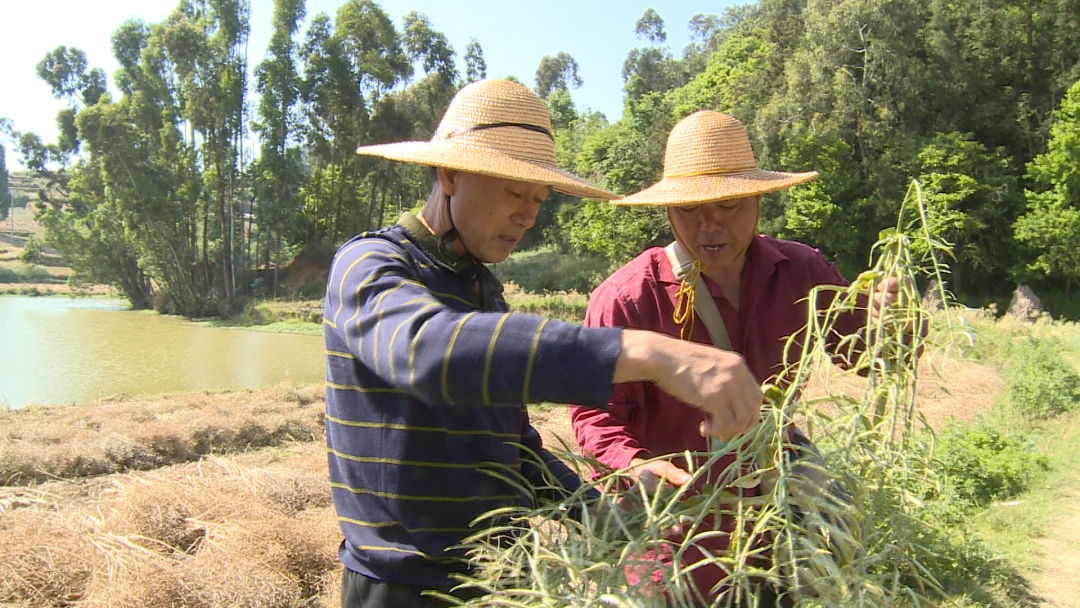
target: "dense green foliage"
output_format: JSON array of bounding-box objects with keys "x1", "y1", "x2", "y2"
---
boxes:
[
  {"x1": 1005, "y1": 338, "x2": 1080, "y2": 418},
  {"x1": 8, "y1": 1, "x2": 1080, "y2": 315},
  {"x1": 935, "y1": 423, "x2": 1049, "y2": 505}
]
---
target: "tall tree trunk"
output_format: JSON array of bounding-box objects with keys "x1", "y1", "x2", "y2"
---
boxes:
[
  {"x1": 312, "y1": 164, "x2": 321, "y2": 243},
  {"x1": 209, "y1": 117, "x2": 234, "y2": 308},
  {"x1": 274, "y1": 229, "x2": 282, "y2": 299},
  {"x1": 202, "y1": 195, "x2": 210, "y2": 298},
  {"x1": 365, "y1": 175, "x2": 378, "y2": 232},
  {"x1": 246, "y1": 191, "x2": 255, "y2": 288},
  {"x1": 377, "y1": 179, "x2": 388, "y2": 229},
  {"x1": 331, "y1": 148, "x2": 343, "y2": 243},
  {"x1": 273, "y1": 176, "x2": 285, "y2": 298},
  {"x1": 254, "y1": 218, "x2": 260, "y2": 293}
]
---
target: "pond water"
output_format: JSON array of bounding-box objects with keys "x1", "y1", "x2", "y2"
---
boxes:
[{"x1": 0, "y1": 296, "x2": 325, "y2": 409}]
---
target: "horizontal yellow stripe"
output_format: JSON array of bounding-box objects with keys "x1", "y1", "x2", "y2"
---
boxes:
[
  {"x1": 324, "y1": 414, "x2": 518, "y2": 439},
  {"x1": 326, "y1": 382, "x2": 406, "y2": 394},
  {"x1": 338, "y1": 516, "x2": 473, "y2": 535},
  {"x1": 326, "y1": 350, "x2": 354, "y2": 359},
  {"x1": 430, "y1": 290, "x2": 477, "y2": 307},
  {"x1": 328, "y1": 448, "x2": 494, "y2": 470},
  {"x1": 330, "y1": 481, "x2": 519, "y2": 503},
  {"x1": 350, "y1": 544, "x2": 429, "y2": 558}
]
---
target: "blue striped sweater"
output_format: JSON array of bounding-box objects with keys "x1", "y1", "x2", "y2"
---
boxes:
[{"x1": 323, "y1": 212, "x2": 622, "y2": 589}]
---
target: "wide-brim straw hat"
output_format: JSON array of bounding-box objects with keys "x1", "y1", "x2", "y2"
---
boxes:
[
  {"x1": 615, "y1": 110, "x2": 818, "y2": 206},
  {"x1": 355, "y1": 79, "x2": 614, "y2": 201}
]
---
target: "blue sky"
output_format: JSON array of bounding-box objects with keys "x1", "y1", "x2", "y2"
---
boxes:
[{"x1": 1, "y1": 0, "x2": 738, "y2": 170}]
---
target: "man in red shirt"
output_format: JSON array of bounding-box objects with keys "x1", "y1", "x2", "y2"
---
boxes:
[{"x1": 571, "y1": 110, "x2": 902, "y2": 605}]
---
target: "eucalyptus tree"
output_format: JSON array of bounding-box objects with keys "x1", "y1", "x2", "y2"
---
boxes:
[
  {"x1": 254, "y1": 0, "x2": 305, "y2": 296},
  {"x1": 162, "y1": 0, "x2": 251, "y2": 309},
  {"x1": 535, "y1": 51, "x2": 583, "y2": 99},
  {"x1": 34, "y1": 46, "x2": 107, "y2": 109},
  {"x1": 464, "y1": 38, "x2": 487, "y2": 83},
  {"x1": 401, "y1": 10, "x2": 456, "y2": 85},
  {"x1": 298, "y1": 12, "x2": 344, "y2": 242},
  {"x1": 334, "y1": 0, "x2": 411, "y2": 237},
  {"x1": 622, "y1": 8, "x2": 685, "y2": 100},
  {"x1": 400, "y1": 11, "x2": 458, "y2": 136},
  {"x1": 300, "y1": 0, "x2": 410, "y2": 243},
  {"x1": 21, "y1": 46, "x2": 108, "y2": 203},
  {"x1": 126, "y1": 17, "x2": 209, "y2": 303}
]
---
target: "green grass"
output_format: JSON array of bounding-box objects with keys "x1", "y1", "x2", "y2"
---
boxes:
[
  {"x1": 0, "y1": 260, "x2": 65, "y2": 284},
  {"x1": 493, "y1": 244, "x2": 613, "y2": 294},
  {"x1": 969, "y1": 408, "x2": 1080, "y2": 570},
  {"x1": 928, "y1": 315, "x2": 1080, "y2": 606},
  {"x1": 502, "y1": 282, "x2": 589, "y2": 323},
  {"x1": 201, "y1": 299, "x2": 324, "y2": 334}
]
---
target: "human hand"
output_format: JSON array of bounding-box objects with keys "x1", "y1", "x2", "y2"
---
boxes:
[
  {"x1": 621, "y1": 332, "x2": 761, "y2": 440},
  {"x1": 614, "y1": 330, "x2": 762, "y2": 440},
  {"x1": 628, "y1": 458, "x2": 691, "y2": 489},
  {"x1": 870, "y1": 276, "x2": 901, "y2": 323},
  {"x1": 613, "y1": 459, "x2": 697, "y2": 537}
]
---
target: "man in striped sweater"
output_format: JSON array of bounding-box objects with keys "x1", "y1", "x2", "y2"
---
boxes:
[{"x1": 324, "y1": 79, "x2": 764, "y2": 607}]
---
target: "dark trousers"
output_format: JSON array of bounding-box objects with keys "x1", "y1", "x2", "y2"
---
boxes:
[{"x1": 341, "y1": 568, "x2": 478, "y2": 608}]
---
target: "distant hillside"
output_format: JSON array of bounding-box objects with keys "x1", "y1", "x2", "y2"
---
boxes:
[{"x1": 7, "y1": 171, "x2": 56, "y2": 207}]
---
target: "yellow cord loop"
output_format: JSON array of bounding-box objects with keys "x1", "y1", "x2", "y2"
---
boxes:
[{"x1": 672, "y1": 259, "x2": 703, "y2": 341}]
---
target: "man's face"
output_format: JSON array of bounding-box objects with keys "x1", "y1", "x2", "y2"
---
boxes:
[
  {"x1": 441, "y1": 170, "x2": 550, "y2": 263},
  {"x1": 668, "y1": 195, "x2": 761, "y2": 279}
]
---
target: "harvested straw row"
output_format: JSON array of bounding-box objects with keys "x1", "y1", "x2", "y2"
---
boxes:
[
  {"x1": 1, "y1": 444, "x2": 343, "y2": 607},
  {"x1": 0, "y1": 383, "x2": 326, "y2": 486}
]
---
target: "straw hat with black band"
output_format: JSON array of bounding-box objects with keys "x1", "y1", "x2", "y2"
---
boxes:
[
  {"x1": 356, "y1": 79, "x2": 614, "y2": 200},
  {"x1": 615, "y1": 110, "x2": 818, "y2": 342},
  {"x1": 355, "y1": 79, "x2": 614, "y2": 259}
]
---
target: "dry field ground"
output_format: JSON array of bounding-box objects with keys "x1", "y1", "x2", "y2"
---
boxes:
[{"x1": 0, "y1": 350, "x2": 1008, "y2": 607}]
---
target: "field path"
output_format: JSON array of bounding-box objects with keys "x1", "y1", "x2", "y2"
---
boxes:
[{"x1": 1031, "y1": 488, "x2": 1080, "y2": 607}]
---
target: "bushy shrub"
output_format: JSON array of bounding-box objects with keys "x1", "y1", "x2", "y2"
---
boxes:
[
  {"x1": 17, "y1": 237, "x2": 47, "y2": 264},
  {"x1": 297, "y1": 281, "x2": 327, "y2": 299},
  {"x1": 1005, "y1": 339, "x2": 1080, "y2": 418},
  {"x1": 934, "y1": 423, "x2": 1049, "y2": 505}
]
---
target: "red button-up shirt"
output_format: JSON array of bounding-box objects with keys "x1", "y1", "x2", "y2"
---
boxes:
[
  {"x1": 572, "y1": 234, "x2": 864, "y2": 471},
  {"x1": 570, "y1": 235, "x2": 866, "y2": 601}
]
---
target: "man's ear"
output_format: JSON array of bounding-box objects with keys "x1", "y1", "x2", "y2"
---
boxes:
[{"x1": 437, "y1": 167, "x2": 459, "y2": 196}]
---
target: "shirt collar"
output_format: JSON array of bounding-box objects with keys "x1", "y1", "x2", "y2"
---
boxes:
[
  {"x1": 395, "y1": 211, "x2": 505, "y2": 300},
  {"x1": 657, "y1": 235, "x2": 790, "y2": 286},
  {"x1": 396, "y1": 212, "x2": 475, "y2": 273}
]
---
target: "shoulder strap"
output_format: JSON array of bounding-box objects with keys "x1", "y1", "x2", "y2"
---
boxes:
[{"x1": 664, "y1": 242, "x2": 732, "y2": 350}]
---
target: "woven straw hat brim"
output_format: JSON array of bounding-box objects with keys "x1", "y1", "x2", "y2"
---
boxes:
[
  {"x1": 613, "y1": 168, "x2": 818, "y2": 206},
  {"x1": 356, "y1": 139, "x2": 616, "y2": 201}
]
